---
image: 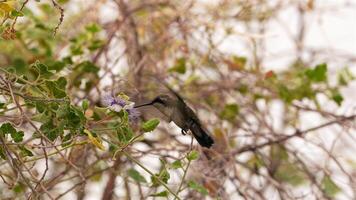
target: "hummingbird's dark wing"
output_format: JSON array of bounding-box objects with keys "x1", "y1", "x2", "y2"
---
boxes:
[
  {"x1": 162, "y1": 83, "x2": 186, "y2": 102},
  {"x1": 162, "y1": 83, "x2": 200, "y2": 123},
  {"x1": 162, "y1": 83, "x2": 214, "y2": 148}
]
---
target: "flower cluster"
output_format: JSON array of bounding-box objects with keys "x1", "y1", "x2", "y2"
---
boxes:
[{"x1": 102, "y1": 94, "x2": 140, "y2": 122}]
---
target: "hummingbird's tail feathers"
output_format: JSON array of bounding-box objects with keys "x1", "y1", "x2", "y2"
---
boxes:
[{"x1": 190, "y1": 123, "x2": 214, "y2": 148}]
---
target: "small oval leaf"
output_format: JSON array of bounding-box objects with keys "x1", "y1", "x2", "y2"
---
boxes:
[
  {"x1": 141, "y1": 118, "x2": 160, "y2": 132},
  {"x1": 187, "y1": 150, "x2": 199, "y2": 161},
  {"x1": 127, "y1": 169, "x2": 147, "y2": 183}
]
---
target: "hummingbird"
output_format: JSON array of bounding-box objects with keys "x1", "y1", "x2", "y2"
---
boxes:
[{"x1": 134, "y1": 89, "x2": 214, "y2": 148}]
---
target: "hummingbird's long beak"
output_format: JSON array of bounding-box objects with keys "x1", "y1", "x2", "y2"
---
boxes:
[{"x1": 134, "y1": 102, "x2": 154, "y2": 108}]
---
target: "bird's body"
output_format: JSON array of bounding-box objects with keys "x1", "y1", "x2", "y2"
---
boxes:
[{"x1": 135, "y1": 91, "x2": 214, "y2": 148}]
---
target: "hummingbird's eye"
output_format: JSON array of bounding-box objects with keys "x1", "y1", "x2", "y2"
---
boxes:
[{"x1": 153, "y1": 97, "x2": 165, "y2": 105}]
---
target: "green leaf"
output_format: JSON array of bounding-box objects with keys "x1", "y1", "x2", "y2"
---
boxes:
[
  {"x1": 45, "y1": 77, "x2": 67, "y2": 98},
  {"x1": 76, "y1": 61, "x2": 100, "y2": 73},
  {"x1": 47, "y1": 61, "x2": 66, "y2": 72},
  {"x1": 75, "y1": 61, "x2": 100, "y2": 73},
  {"x1": 160, "y1": 169, "x2": 170, "y2": 183},
  {"x1": 0, "y1": 123, "x2": 17, "y2": 136},
  {"x1": 188, "y1": 180, "x2": 208, "y2": 195},
  {"x1": 40, "y1": 119, "x2": 62, "y2": 141},
  {"x1": 237, "y1": 84, "x2": 248, "y2": 94},
  {"x1": 85, "y1": 23, "x2": 101, "y2": 33},
  {"x1": 56, "y1": 77, "x2": 67, "y2": 90},
  {"x1": 33, "y1": 62, "x2": 54, "y2": 79},
  {"x1": 19, "y1": 146, "x2": 33, "y2": 157},
  {"x1": 331, "y1": 91, "x2": 343, "y2": 106},
  {"x1": 247, "y1": 154, "x2": 265, "y2": 171},
  {"x1": 0, "y1": 123, "x2": 24, "y2": 143},
  {"x1": 12, "y1": 58, "x2": 27, "y2": 75},
  {"x1": 141, "y1": 118, "x2": 160, "y2": 132},
  {"x1": 322, "y1": 175, "x2": 341, "y2": 198},
  {"x1": 62, "y1": 133, "x2": 72, "y2": 147},
  {"x1": 305, "y1": 63, "x2": 327, "y2": 82},
  {"x1": 274, "y1": 161, "x2": 306, "y2": 186},
  {"x1": 88, "y1": 39, "x2": 105, "y2": 51},
  {"x1": 62, "y1": 57, "x2": 73, "y2": 65},
  {"x1": 151, "y1": 168, "x2": 170, "y2": 187},
  {"x1": 127, "y1": 169, "x2": 147, "y2": 183},
  {"x1": 271, "y1": 144, "x2": 289, "y2": 161},
  {"x1": 70, "y1": 45, "x2": 83, "y2": 55},
  {"x1": 58, "y1": 0, "x2": 70, "y2": 4},
  {"x1": 92, "y1": 106, "x2": 107, "y2": 121},
  {"x1": 11, "y1": 10, "x2": 24, "y2": 17},
  {"x1": 56, "y1": 103, "x2": 69, "y2": 118},
  {"x1": 39, "y1": 3, "x2": 53, "y2": 14},
  {"x1": 66, "y1": 106, "x2": 86, "y2": 129},
  {"x1": 171, "y1": 160, "x2": 183, "y2": 169},
  {"x1": 338, "y1": 67, "x2": 354, "y2": 86},
  {"x1": 169, "y1": 57, "x2": 186, "y2": 74},
  {"x1": 278, "y1": 85, "x2": 293, "y2": 103},
  {"x1": 219, "y1": 103, "x2": 239, "y2": 121},
  {"x1": 70, "y1": 61, "x2": 100, "y2": 91},
  {"x1": 230, "y1": 55, "x2": 247, "y2": 70},
  {"x1": 82, "y1": 99, "x2": 89, "y2": 111},
  {"x1": 11, "y1": 131, "x2": 24, "y2": 143},
  {"x1": 13, "y1": 183, "x2": 25, "y2": 194},
  {"x1": 149, "y1": 190, "x2": 168, "y2": 197},
  {"x1": 117, "y1": 126, "x2": 134, "y2": 143},
  {"x1": 187, "y1": 150, "x2": 199, "y2": 161},
  {"x1": 271, "y1": 145, "x2": 306, "y2": 186}
]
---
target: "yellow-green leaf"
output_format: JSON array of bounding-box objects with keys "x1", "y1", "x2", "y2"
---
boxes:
[
  {"x1": 169, "y1": 57, "x2": 186, "y2": 74},
  {"x1": 11, "y1": 10, "x2": 23, "y2": 17},
  {"x1": 188, "y1": 180, "x2": 208, "y2": 195},
  {"x1": 187, "y1": 150, "x2": 199, "y2": 161},
  {"x1": 274, "y1": 162, "x2": 306, "y2": 186},
  {"x1": 127, "y1": 169, "x2": 147, "y2": 183},
  {"x1": 219, "y1": 103, "x2": 239, "y2": 121},
  {"x1": 141, "y1": 118, "x2": 160, "y2": 132},
  {"x1": 84, "y1": 129, "x2": 105, "y2": 150},
  {"x1": 149, "y1": 190, "x2": 168, "y2": 197},
  {"x1": 171, "y1": 160, "x2": 183, "y2": 169},
  {"x1": 322, "y1": 175, "x2": 341, "y2": 198}
]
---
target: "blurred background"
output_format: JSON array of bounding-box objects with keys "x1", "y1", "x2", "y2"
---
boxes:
[{"x1": 0, "y1": 0, "x2": 356, "y2": 199}]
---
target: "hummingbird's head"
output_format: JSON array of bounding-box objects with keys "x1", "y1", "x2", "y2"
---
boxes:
[
  {"x1": 134, "y1": 94, "x2": 173, "y2": 109},
  {"x1": 151, "y1": 94, "x2": 172, "y2": 106},
  {"x1": 150, "y1": 94, "x2": 174, "y2": 115}
]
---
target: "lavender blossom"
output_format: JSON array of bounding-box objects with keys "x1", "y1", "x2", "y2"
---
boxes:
[
  {"x1": 102, "y1": 94, "x2": 140, "y2": 121},
  {"x1": 127, "y1": 108, "x2": 140, "y2": 122},
  {"x1": 102, "y1": 95, "x2": 127, "y2": 112}
]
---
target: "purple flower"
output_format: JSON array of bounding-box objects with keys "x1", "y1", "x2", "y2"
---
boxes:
[
  {"x1": 111, "y1": 98, "x2": 126, "y2": 107},
  {"x1": 102, "y1": 94, "x2": 140, "y2": 122},
  {"x1": 102, "y1": 95, "x2": 125, "y2": 106},
  {"x1": 127, "y1": 108, "x2": 140, "y2": 122},
  {"x1": 102, "y1": 95, "x2": 127, "y2": 112}
]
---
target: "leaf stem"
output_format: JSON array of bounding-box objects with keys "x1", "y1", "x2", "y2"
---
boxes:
[{"x1": 174, "y1": 136, "x2": 194, "y2": 199}]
